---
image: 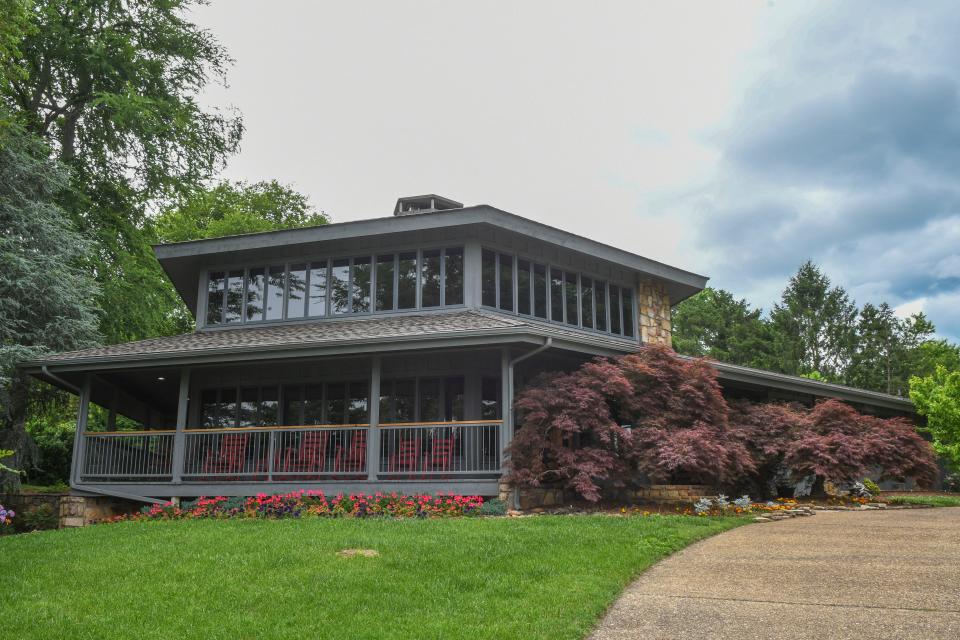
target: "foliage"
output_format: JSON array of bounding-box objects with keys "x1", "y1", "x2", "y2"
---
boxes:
[
  {"x1": 155, "y1": 180, "x2": 329, "y2": 243},
  {"x1": 13, "y1": 502, "x2": 57, "y2": 532},
  {"x1": 0, "y1": 448, "x2": 17, "y2": 474},
  {"x1": 671, "y1": 287, "x2": 776, "y2": 369},
  {"x1": 0, "y1": 503, "x2": 13, "y2": 527},
  {"x1": 848, "y1": 481, "x2": 872, "y2": 499},
  {"x1": 885, "y1": 494, "x2": 960, "y2": 508},
  {"x1": 943, "y1": 473, "x2": 960, "y2": 493},
  {"x1": 22, "y1": 417, "x2": 73, "y2": 486},
  {"x1": 478, "y1": 498, "x2": 508, "y2": 516},
  {"x1": 0, "y1": 515, "x2": 742, "y2": 640},
  {"x1": 910, "y1": 365, "x2": 960, "y2": 471},
  {"x1": 3, "y1": 0, "x2": 243, "y2": 344},
  {"x1": 0, "y1": 114, "x2": 100, "y2": 491},
  {"x1": 862, "y1": 478, "x2": 881, "y2": 496},
  {"x1": 125, "y1": 492, "x2": 487, "y2": 522}
]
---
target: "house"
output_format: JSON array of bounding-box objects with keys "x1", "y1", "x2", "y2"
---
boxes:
[{"x1": 22, "y1": 195, "x2": 916, "y2": 503}]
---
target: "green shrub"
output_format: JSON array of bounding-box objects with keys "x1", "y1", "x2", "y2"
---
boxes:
[
  {"x1": 862, "y1": 478, "x2": 881, "y2": 496},
  {"x1": 14, "y1": 503, "x2": 59, "y2": 532},
  {"x1": 477, "y1": 499, "x2": 507, "y2": 516},
  {"x1": 25, "y1": 418, "x2": 74, "y2": 486}
]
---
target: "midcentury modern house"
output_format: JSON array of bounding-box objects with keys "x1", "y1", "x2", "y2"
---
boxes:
[{"x1": 23, "y1": 195, "x2": 916, "y2": 503}]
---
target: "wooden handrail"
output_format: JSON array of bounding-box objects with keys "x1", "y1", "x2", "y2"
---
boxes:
[
  {"x1": 179, "y1": 420, "x2": 501, "y2": 433},
  {"x1": 84, "y1": 430, "x2": 176, "y2": 437},
  {"x1": 378, "y1": 420, "x2": 502, "y2": 427}
]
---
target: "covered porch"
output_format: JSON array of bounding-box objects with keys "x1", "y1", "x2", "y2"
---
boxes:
[{"x1": 52, "y1": 345, "x2": 575, "y2": 500}]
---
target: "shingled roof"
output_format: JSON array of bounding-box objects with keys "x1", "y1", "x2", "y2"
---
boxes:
[{"x1": 22, "y1": 310, "x2": 637, "y2": 370}]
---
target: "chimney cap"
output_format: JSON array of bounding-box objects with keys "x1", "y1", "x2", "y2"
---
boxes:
[{"x1": 394, "y1": 194, "x2": 463, "y2": 216}]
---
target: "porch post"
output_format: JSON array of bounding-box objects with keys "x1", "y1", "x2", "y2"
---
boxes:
[
  {"x1": 500, "y1": 348, "x2": 510, "y2": 472},
  {"x1": 367, "y1": 356, "x2": 381, "y2": 481},
  {"x1": 70, "y1": 374, "x2": 91, "y2": 487},
  {"x1": 171, "y1": 368, "x2": 191, "y2": 483}
]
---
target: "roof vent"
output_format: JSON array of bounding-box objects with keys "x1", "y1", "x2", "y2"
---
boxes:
[{"x1": 394, "y1": 194, "x2": 463, "y2": 216}]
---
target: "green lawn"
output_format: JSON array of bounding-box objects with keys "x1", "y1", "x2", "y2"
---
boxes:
[
  {"x1": 885, "y1": 494, "x2": 960, "y2": 507},
  {"x1": 0, "y1": 514, "x2": 741, "y2": 639}
]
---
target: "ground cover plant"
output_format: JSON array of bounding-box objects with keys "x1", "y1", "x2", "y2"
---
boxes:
[
  {"x1": 884, "y1": 494, "x2": 960, "y2": 508},
  {"x1": 0, "y1": 513, "x2": 741, "y2": 640}
]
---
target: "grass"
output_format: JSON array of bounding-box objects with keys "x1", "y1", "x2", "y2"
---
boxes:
[
  {"x1": 17, "y1": 483, "x2": 71, "y2": 494},
  {"x1": 0, "y1": 514, "x2": 741, "y2": 640},
  {"x1": 885, "y1": 494, "x2": 960, "y2": 507}
]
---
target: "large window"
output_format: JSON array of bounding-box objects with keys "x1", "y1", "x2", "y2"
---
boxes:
[
  {"x1": 200, "y1": 386, "x2": 278, "y2": 428},
  {"x1": 480, "y1": 248, "x2": 637, "y2": 339},
  {"x1": 206, "y1": 246, "x2": 464, "y2": 326},
  {"x1": 378, "y1": 376, "x2": 467, "y2": 423}
]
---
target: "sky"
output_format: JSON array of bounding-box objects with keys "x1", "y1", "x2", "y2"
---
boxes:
[{"x1": 190, "y1": 1, "x2": 960, "y2": 342}]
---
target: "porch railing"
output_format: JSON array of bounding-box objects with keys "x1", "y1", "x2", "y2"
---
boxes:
[
  {"x1": 81, "y1": 431, "x2": 175, "y2": 481},
  {"x1": 80, "y1": 421, "x2": 500, "y2": 483}
]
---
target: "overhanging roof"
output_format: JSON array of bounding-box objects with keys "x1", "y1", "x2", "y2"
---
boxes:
[
  {"x1": 21, "y1": 310, "x2": 638, "y2": 374},
  {"x1": 154, "y1": 205, "x2": 708, "y2": 313}
]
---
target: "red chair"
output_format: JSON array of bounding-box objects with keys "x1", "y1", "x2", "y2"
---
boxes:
[
  {"x1": 202, "y1": 433, "x2": 249, "y2": 478},
  {"x1": 333, "y1": 430, "x2": 367, "y2": 473},
  {"x1": 277, "y1": 430, "x2": 330, "y2": 474},
  {"x1": 428, "y1": 434, "x2": 455, "y2": 472},
  {"x1": 388, "y1": 436, "x2": 423, "y2": 472}
]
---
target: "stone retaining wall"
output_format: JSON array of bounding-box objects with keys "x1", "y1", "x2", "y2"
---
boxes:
[
  {"x1": 508, "y1": 484, "x2": 716, "y2": 509},
  {"x1": 4, "y1": 493, "x2": 143, "y2": 528}
]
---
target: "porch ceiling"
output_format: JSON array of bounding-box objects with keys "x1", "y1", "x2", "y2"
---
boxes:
[{"x1": 21, "y1": 310, "x2": 638, "y2": 375}]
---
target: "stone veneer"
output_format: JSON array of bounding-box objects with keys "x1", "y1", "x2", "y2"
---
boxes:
[
  {"x1": 637, "y1": 279, "x2": 671, "y2": 346},
  {"x1": 5, "y1": 493, "x2": 142, "y2": 528}
]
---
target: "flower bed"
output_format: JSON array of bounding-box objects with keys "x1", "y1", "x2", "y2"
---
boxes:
[{"x1": 108, "y1": 491, "x2": 487, "y2": 523}]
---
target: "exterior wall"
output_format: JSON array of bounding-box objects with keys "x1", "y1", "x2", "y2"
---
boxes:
[{"x1": 637, "y1": 278, "x2": 671, "y2": 347}]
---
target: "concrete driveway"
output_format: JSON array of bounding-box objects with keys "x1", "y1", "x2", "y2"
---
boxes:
[{"x1": 590, "y1": 508, "x2": 960, "y2": 640}]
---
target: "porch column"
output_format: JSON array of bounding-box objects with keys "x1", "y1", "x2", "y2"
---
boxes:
[
  {"x1": 171, "y1": 368, "x2": 191, "y2": 483},
  {"x1": 367, "y1": 356, "x2": 381, "y2": 481},
  {"x1": 500, "y1": 348, "x2": 510, "y2": 472},
  {"x1": 70, "y1": 374, "x2": 91, "y2": 487}
]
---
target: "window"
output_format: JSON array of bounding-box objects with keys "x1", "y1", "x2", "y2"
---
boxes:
[
  {"x1": 282, "y1": 385, "x2": 304, "y2": 426},
  {"x1": 246, "y1": 268, "x2": 265, "y2": 321},
  {"x1": 308, "y1": 261, "x2": 327, "y2": 317},
  {"x1": 287, "y1": 263, "x2": 307, "y2": 318},
  {"x1": 352, "y1": 257, "x2": 372, "y2": 313},
  {"x1": 326, "y1": 382, "x2": 346, "y2": 423},
  {"x1": 517, "y1": 259, "x2": 531, "y2": 316},
  {"x1": 375, "y1": 255, "x2": 394, "y2": 311},
  {"x1": 444, "y1": 377, "x2": 465, "y2": 422},
  {"x1": 444, "y1": 247, "x2": 464, "y2": 305},
  {"x1": 533, "y1": 263, "x2": 547, "y2": 319},
  {"x1": 206, "y1": 272, "x2": 224, "y2": 325},
  {"x1": 481, "y1": 377, "x2": 500, "y2": 420},
  {"x1": 397, "y1": 252, "x2": 417, "y2": 310},
  {"x1": 421, "y1": 249, "x2": 442, "y2": 307},
  {"x1": 481, "y1": 249, "x2": 496, "y2": 307},
  {"x1": 419, "y1": 378, "x2": 442, "y2": 422},
  {"x1": 266, "y1": 266, "x2": 284, "y2": 321},
  {"x1": 499, "y1": 253, "x2": 514, "y2": 311},
  {"x1": 564, "y1": 272, "x2": 578, "y2": 326},
  {"x1": 550, "y1": 268, "x2": 564, "y2": 322},
  {"x1": 304, "y1": 385, "x2": 324, "y2": 424},
  {"x1": 622, "y1": 288, "x2": 635, "y2": 338},
  {"x1": 348, "y1": 382, "x2": 369, "y2": 423},
  {"x1": 200, "y1": 388, "x2": 219, "y2": 426},
  {"x1": 380, "y1": 379, "x2": 416, "y2": 423},
  {"x1": 225, "y1": 270, "x2": 244, "y2": 323},
  {"x1": 610, "y1": 286, "x2": 622, "y2": 334},
  {"x1": 285, "y1": 384, "x2": 324, "y2": 425},
  {"x1": 330, "y1": 259, "x2": 350, "y2": 314},
  {"x1": 581, "y1": 277, "x2": 594, "y2": 329},
  {"x1": 239, "y1": 387, "x2": 258, "y2": 427},
  {"x1": 595, "y1": 281, "x2": 607, "y2": 332}
]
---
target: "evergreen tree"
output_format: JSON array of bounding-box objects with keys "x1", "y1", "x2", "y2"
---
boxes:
[
  {"x1": 769, "y1": 261, "x2": 858, "y2": 380},
  {"x1": 0, "y1": 114, "x2": 100, "y2": 491}
]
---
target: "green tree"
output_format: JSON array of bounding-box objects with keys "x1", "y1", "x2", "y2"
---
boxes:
[
  {"x1": 910, "y1": 340, "x2": 960, "y2": 380},
  {"x1": 156, "y1": 180, "x2": 329, "y2": 243},
  {"x1": 2, "y1": 0, "x2": 243, "y2": 344},
  {"x1": 769, "y1": 261, "x2": 858, "y2": 381},
  {"x1": 911, "y1": 365, "x2": 960, "y2": 471},
  {"x1": 671, "y1": 287, "x2": 776, "y2": 369},
  {"x1": 0, "y1": 115, "x2": 101, "y2": 491}
]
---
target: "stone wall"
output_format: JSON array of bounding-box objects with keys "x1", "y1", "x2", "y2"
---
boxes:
[
  {"x1": 4, "y1": 493, "x2": 143, "y2": 528},
  {"x1": 622, "y1": 484, "x2": 715, "y2": 504},
  {"x1": 508, "y1": 484, "x2": 716, "y2": 509},
  {"x1": 637, "y1": 279, "x2": 671, "y2": 346}
]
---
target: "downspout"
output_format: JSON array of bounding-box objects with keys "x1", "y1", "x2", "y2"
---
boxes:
[
  {"x1": 506, "y1": 337, "x2": 553, "y2": 509},
  {"x1": 41, "y1": 365, "x2": 81, "y2": 394}
]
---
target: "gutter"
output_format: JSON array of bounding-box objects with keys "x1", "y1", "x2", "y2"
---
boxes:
[
  {"x1": 505, "y1": 337, "x2": 554, "y2": 509},
  {"x1": 41, "y1": 364, "x2": 81, "y2": 394}
]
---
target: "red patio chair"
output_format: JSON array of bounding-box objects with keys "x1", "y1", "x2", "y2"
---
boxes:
[
  {"x1": 428, "y1": 434, "x2": 455, "y2": 472},
  {"x1": 333, "y1": 430, "x2": 367, "y2": 473},
  {"x1": 282, "y1": 430, "x2": 330, "y2": 474},
  {"x1": 388, "y1": 436, "x2": 423, "y2": 473},
  {"x1": 201, "y1": 433, "x2": 249, "y2": 478}
]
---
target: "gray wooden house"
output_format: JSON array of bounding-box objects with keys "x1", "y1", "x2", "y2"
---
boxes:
[{"x1": 23, "y1": 195, "x2": 915, "y2": 502}]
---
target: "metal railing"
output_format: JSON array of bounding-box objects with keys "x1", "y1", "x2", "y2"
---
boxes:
[
  {"x1": 80, "y1": 421, "x2": 501, "y2": 483},
  {"x1": 81, "y1": 431, "x2": 175, "y2": 481},
  {"x1": 378, "y1": 421, "x2": 501, "y2": 477}
]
